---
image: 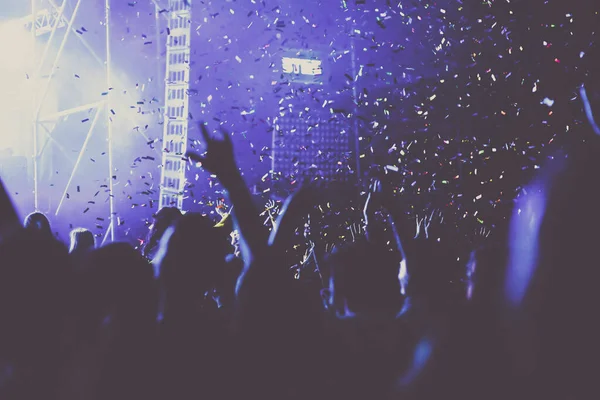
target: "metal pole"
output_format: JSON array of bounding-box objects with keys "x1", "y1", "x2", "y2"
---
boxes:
[
  {"x1": 100, "y1": 220, "x2": 112, "y2": 247},
  {"x1": 45, "y1": 0, "x2": 161, "y2": 155},
  {"x1": 32, "y1": 0, "x2": 39, "y2": 211},
  {"x1": 38, "y1": 122, "x2": 75, "y2": 164},
  {"x1": 271, "y1": 119, "x2": 276, "y2": 181},
  {"x1": 155, "y1": 1, "x2": 162, "y2": 92},
  {"x1": 55, "y1": 106, "x2": 103, "y2": 216},
  {"x1": 35, "y1": 0, "x2": 83, "y2": 119},
  {"x1": 150, "y1": 0, "x2": 170, "y2": 21},
  {"x1": 47, "y1": 0, "x2": 105, "y2": 68},
  {"x1": 105, "y1": 0, "x2": 116, "y2": 243},
  {"x1": 348, "y1": 13, "x2": 361, "y2": 183}
]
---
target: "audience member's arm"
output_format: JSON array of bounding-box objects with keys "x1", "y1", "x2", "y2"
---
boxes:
[
  {"x1": 186, "y1": 122, "x2": 267, "y2": 265},
  {"x1": 0, "y1": 178, "x2": 21, "y2": 240},
  {"x1": 363, "y1": 179, "x2": 406, "y2": 262}
]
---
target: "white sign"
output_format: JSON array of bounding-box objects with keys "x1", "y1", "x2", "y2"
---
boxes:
[{"x1": 282, "y1": 57, "x2": 323, "y2": 76}]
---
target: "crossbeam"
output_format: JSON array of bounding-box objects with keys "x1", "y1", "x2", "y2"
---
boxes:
[
  {"x1": 22, "y1": 8, "x2": 66, "y2": 36},
  {"x1": 39, "y1": 101, "x2": 104, "y2": 122}
]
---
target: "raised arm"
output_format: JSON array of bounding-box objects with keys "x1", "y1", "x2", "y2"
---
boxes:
[
  {"x1": 0, "y1": 177, "x2": 21, "y2": 240},
  {"x1": 186, "y1": 122, "x2": 268, "y2": 264},
  {"x1": 362, "y1": 178, "x2": 406, "y2": 261}
]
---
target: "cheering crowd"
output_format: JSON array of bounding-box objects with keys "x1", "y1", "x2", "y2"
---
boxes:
[{"x1": 0, "y1": 93, "x2": 599, "y2": 400}]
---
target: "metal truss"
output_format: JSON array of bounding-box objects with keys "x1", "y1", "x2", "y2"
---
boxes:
[
  {"x1": 22, "y1": 6, "x2": 66, "y2": 36},
  {"x1": 158, "y1": 0, "x2": 192, "y2": 210},
  {"x1": 30, "y1": 0, "x2": 116, "y2": 243}
]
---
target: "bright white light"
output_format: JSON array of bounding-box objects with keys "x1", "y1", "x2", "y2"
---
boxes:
[
  {"x1": 0, "y1": 19, "x2": 36, "y2": 156},
  {"x1": 0, "y1": 17, "x2": 148, "y2": 157},
  {"x1": 0, "y1": 20, "x2": 34, "y2": 71}
]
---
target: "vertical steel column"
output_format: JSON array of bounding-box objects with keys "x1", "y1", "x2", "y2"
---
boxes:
[
  {"x1": 155, "y1": 2, "x2": 162, "y2": 93},
  {"x1": 105, "y1": 0, "x2": 116, "y2": 242},
  {"x1": 271, "y1": 119, "x2": 276, "y2": 181},
  {"x1": 350, "y1": 32, "x2": 361, "y2": 181},
  {"x1": 343, "y1": 0, "x2": 361, "y2": 182},
  {"x1": 55, "y1": 106, "x2": 103, "y2": 215},
  {"x1": 31, "y1": 0, "x2": 39, "y2": 211}
]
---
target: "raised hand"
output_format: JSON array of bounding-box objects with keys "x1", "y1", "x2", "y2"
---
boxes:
[
  {"x1": 215, "y1": 198, "x2": 228, "y2": 217},
  {"x1": 349, "y1": 222, "x2": 363, "y2": 242},
  {"x1": 414, "y1": 209, "x2": 444, "y2": 240},
  {"x1": 472, "y1": 225, "x2": 491, "y2": 247},
  {"x1": 424, "y1": 208, "x2": 444, "y2": 240},
  {"x1": 363, "y1": 178, "x2": 382, "y2": 225},
  {"x1": 186, "y1": 121, "x2": 237, "y2": 179},
  {"x1": 414, "y1": 214, "x2": 425, "y2": 239},
  {"x1": 260, "y1": 199, "x2": 278, "y2": 216},
  {"x1": 187, "y1": 121, "x2": 268, "y2": 265}
]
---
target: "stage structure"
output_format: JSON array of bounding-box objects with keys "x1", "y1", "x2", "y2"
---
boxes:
[
  {"x1": 272, "y1": 111, "x2": 353, "y2": 182},
  {"x1": 30, "y1": 0, "x2": 116, "y2": 243},
  {"x1": 158, "y1": 0, "x2": 192, "y2": 210},
  {"x1": 272, "y1": 49, "x2": 354, "y2": 183},
  {"x1": 24, "y1": 7, "x2": 66, "y2": 35}
]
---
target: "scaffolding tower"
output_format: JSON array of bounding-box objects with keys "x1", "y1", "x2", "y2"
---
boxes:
[
  {"x1": 30, "y1": 0, "x2": 116, "y2": 243},
  {"x1": 158, "y1": 0, "x2": 192, "y2": 210}
]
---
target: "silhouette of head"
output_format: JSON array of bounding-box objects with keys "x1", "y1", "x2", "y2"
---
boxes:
[
  {"x1": 324, "y1": 239, "x2": 404, "y2": 317},
  {"x1": 403, "y1": 236, "x2": 467, "y2": 314},
  {"x1": 156, "y1": 212, "x2": 227, "y2": 303},
  {"x1": 142, "y1": 206, "x2": 183, "y2": 259},
  {"x1": 74, "y1": 242, "x2": 157, "y2": 339},
  {"x1": 23, "y1": 212, "x2": 52, "y2": 237},
  {"x1": 69, "y1": 227, "x2": 95, "y2": 254},
  {"x1": 0, "y1": 228, "x2": 70, "y2": 365}
]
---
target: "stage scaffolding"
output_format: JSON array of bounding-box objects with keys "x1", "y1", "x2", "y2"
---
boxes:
[
  {"x1": 29, "y1": 0, "x2": 116, "y2": 243},
  {"x1": 157, "y1": 0, "x2": 192, "y2": 211}
]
